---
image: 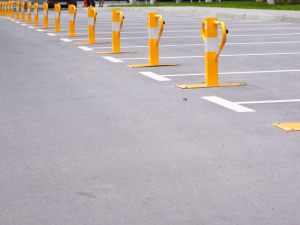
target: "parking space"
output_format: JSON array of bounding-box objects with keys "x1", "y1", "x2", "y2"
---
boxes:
[{"x1": 3, "y1": 6, "x2": 300, "y2": 119}]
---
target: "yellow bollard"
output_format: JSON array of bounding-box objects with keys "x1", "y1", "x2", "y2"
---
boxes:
[
  {"x1": 42, "y1": 2, "x2": 48, "y2": 29},
  {"x1": 176, "y1": 18, "x2": 245, "y2": 89},
  {"x1": 26, "y1": 2, "x2": 31, "y2": 24},
  {"x1": 6, "y1": 1, "x2": 10, "y2": 17},
  {"x1": 95, "y1": 9, "x2": 132, "y2": 54},
  {"x1": 21, "y1": 1, "x2": 25, "y2": 21},
  {"x1": 0, "y1": 2, "x2": 3, "y2": 17},
  {"x1": 54, "y1": 4, "x2": 61, "y2": 32},
  {"x1": 16, "y1": 1, "x2": 20, "y2": 20},
  {"x1": 74, "y1": 6, "x2": 107, "y2": 45},
  {"x1": 33, "y1": 2, "x2": 38, "y2": 26},
  {"x1": 128, "y1": 12, "x2": 177, "y2": 68},
  {"x1": 68, "y1": 4, "x2": 76, "y2": 37},
  {"x1": 11, "y1": 1, "x2": 15, "y2": 18}
]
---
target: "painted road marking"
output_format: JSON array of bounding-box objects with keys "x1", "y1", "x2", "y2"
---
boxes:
[
  {"x1": 36, "y1": 29, "x2": 45, "y2": 32},
  {"x1": 118, "y1": 52, "x2": 300, "y2": 60},
  {"x1": 28, "y1": 26, "x2": 34, "y2": 29},
  {"x1": 202, "y1": 96, "x2": 300, "y2": 112},
  {"x1": 78, "y1": 46, "x2": 92, "y2": 51},
  {"x1": 60, "y1": 38, "x2": 72, "y2": 42},
  {"x1": 139, "y1": 72, "x2": 171, "y2": 82},
  {"x1": 91, "y1": 41, "x2": 300, "y2": 50},
  {"x1": 161, "y1": 69, "x2": 300, "y2": 77},
  {"x1": 47, "y1": 33, "x2": 57, "y2": 36},
  {"x1": 21, "y1": 24, "x2": 27, "y2": 26},
  {"x1": 202, "y1": 96, "x2": 255, "y2": 113},
  {"x1": 102, "y1": 56, "x2": 123, "y2": 63},
  {"x1": 236, "y1": 99, "x2": 300, "y2": 105}
]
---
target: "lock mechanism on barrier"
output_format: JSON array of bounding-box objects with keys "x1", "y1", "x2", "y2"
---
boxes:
[
  {"x1": 33, "y1": 2, "x2": 38, "y2": 26},
  {"x1": 95, "y1": 9, "x2": 132, "y2": 54},
  {"x1": 26, "y1": 2, "x2": 31, "y2": 24},
  {"x1": 128, "y1": 12, "x2": 177, "y2": 68},
  {"x1": 176, "y1": 18, "x2": 245, "y2": 89},
  {"x1": 68, "y1": 4, "x2": 76, "y2": 37},
  {"x1": 42, "y1": 2, "x2": 48, "y2": 29},
  {"x1": 54, "y1": 3, "x2": 61, "y2": 32}
]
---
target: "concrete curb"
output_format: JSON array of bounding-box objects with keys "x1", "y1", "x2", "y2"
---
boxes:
[{"x1": 94, "y1": 6, "x2": 300, "y2": 23}]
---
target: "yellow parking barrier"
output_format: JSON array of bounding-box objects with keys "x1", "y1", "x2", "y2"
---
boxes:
[
  {"x1": 42, "y1": 2, "x2": 48, "y2": 29},
  {"x1": 74, "y1": 6, "x2": 107, "y2": 45},
  {"x1": 54, "y1": 3, "x2": 61, "y2": 32},
  {"x1": 26, "y1": 2, "x2": 31, "y2": 24},
  {"x1": 11, "y1": 1, "x2": 15, "y2": 18},
  {"x1": 274, "y1": 123, "x2": 300, "y2": 132},
  {"x1": 0, "y1": 2, "x2": 3, "y2": 17},
  {"x1": 68, "y1": 4, "x2": 76, "y2": 37},
  {"x1": 16, "y1": 1, "x2": 20, "y2": 20},
  {"x1": 7, "y1": 1, "x2": 10, "y2": 17},
  {"x1": 21, "y1": 1, "x2": 25, "y2": 21},
  {"x1": 176, "y1": 18, "x2": 245, "y2": 89},
  {"x1": 9, "y1": 1, "x2": 13, "y2": 18},
  {"x1": 33, "y1": 2, "x2": 38, "y2": 26},
  {"x1": 128, "y1": 12, "x2": 177, "y2": 68},
  {"x1": 95, "y1": 9, "x2": 132, "y2": 54}
]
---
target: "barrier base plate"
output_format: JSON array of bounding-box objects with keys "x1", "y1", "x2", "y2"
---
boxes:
[
  {"x1": 74, "y1": 41, "x2": 109, "y2": 45},
  {"x1": 274, "y1": 123, "x2": 300, "y2": 132},
  {"x1": 176, "y1": 82, "x2": 246, "y2": 89},
  {"x1": 127, "y1": 64, "x2": 178, "y2": 68}
]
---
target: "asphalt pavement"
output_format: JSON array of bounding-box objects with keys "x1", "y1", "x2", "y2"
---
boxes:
[{"x1": 0, "y1": 5, "x2": 300, "y2": 225}]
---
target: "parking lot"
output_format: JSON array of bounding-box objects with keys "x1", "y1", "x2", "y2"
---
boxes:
[{"x1": 1, "y1": 5, "x2": 300, "y2": 225}]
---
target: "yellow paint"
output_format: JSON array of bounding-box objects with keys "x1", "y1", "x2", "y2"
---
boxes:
[
  {"x1": 54, "y1": 4, "x2": 61, "y2": 32},
  {"x1": 274, "y1": 123, "x2": 300, "y2": 132},
  {"x1": 176, "y1": 18, "x2": 244, "y2": 89},
  {"x1": 43, "y1": 2, "x2": 48, "y2": 29},
  {"x1": 11, "y1": 1, "x2": 15, "y2": 18},
  {"x1": 0, "y1": 2, "x2": 3, "y2": 17},
  {"x1": 68, "y1": 4, "x2": 76, "y2": 37},
  {"x1": 112, "y1": 9, "x2": 122, "y2": 53},
  {"x1": 27, "y1": 2, "x2": 31, "y2": 24},
  {"x1": 33, "y1": 3, "x2": 38, "y2": 26}
]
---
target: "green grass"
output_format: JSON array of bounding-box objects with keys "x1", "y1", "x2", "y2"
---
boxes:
[{"x1": 112, "y1": 1, "x2": 300, "y2": 10}]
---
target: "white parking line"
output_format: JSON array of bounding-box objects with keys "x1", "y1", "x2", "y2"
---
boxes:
[
  {"x1": 47, "y1": 33, "x2": 57, "y2": 36},
  {"x1": 102, "y1": 56, "x2": 123, "y2": 63},
  {"x1": 28, "y1": 26, "x2": 34, "y2": 29},
  {"x1": 36, "y1": 29, "x2": 45, "y2": 32},
  {"x1": 236, "y1": 99, "x2": 300, "y2": 105},
  {"x1": 139, "y1": 72, "x2": 171, "y2": 82},
  {"x1": 78, "y1": 46, "x2": 92, "y2": 51},
  {"x1": 60, "y1": 38, "x2": 72, "y2": 42},
  {"x1": 91, "y1": 40, "x2": 300, "y2": 50},
  {"x1": 161, "y1": 69, "x2": 300, "y2": 77},
  {"x1": 21, "y1": 24, "x2": 27, "y2": 26},
  {"x1": 202, "y1": 96, "x2": 255, "y2": 113},
  {"x1": 118, "y1": 52, "x2": 300, "y2": 60}
]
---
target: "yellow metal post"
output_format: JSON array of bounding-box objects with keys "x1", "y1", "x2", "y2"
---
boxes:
[
  {"x1": 74, "y1": 6, "x2": 108, "y2": 45},
  {"x1": 10, "y1": 1, "x2": 15, "y2": 18},
  {"x1": 176, "y1": 18, "x2": 245, "y2": 89},
  {"x1": 68, "y1": 4, "x2": 76, "y2": 37},
  {"x1": 26, "y1": 2, "x2": 31, "y2": 24},
  {"x1": 0, "y1": 2, "x2": 3, "y2": 17},
  {"x1": 7, "y1": 1, "x2": 10, "y2": 17},
  {"x1": 21, "y1": 1, "x2": 25, "y2": 21},
  {"x1": 16, "y1": 1, "x2": 20, "y2": 20},
  {"x1": 42, "y1": 2, "x2": 48, "y2": 29},
  {"x1": 54, "y1": 3, "x2": 61, "y2": 32},
  {"x1": 88, "y1": 6, "x2": 96, "y2": 43},
  {"x1": 127, "y1": 12, "x2": 177, "y2": 68},
  {"x1": 33, "y1": 2, "x2": 38, "y2": 26},
  {"x1": 95, "y1": 9, "x2": 132, "y2": 54}
]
